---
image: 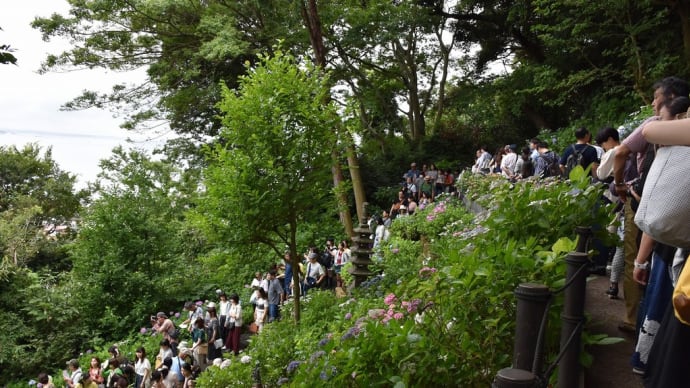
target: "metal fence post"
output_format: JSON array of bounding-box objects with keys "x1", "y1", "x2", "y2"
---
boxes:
[
  {"x1": 513, "y1": 283, "x2": 551, "y2": 373},
  {"x1": 557, "y1": 252, "x2": 589, "y2": 388},
  {"x1": 574, "y1": 226, "x2": 591, "y2": 253},
  {"x1": 492, "y1": 368, "x2": 536, "y2": 388}
]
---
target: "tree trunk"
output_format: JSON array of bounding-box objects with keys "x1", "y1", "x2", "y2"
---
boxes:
[
  {"x1": 289, "y1": 222, "x2": 301, "y2": 323},
  {"x1": 301, "y1": 0, "x2": 364, "y2": 237}
]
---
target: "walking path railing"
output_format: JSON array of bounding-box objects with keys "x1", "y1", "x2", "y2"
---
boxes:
[{"x1": 493, "y1": 227, "x2": 592, "y2": 388}]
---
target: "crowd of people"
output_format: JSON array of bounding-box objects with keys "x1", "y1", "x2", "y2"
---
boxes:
[
  {"x1": 41, "y1": 77, "x2": 690, "y2": 388},
  {"x1": 469, "y1": 76, "x2": 690, "y2": 387}
]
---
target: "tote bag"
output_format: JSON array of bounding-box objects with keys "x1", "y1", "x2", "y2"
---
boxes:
[{"x1": 634, "y1": 145, "x2": 690, "y2": 249}]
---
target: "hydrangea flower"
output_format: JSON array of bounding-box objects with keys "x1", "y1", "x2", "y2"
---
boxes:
[
  {"x1": 310, "y1": 350, "x2": 326, "y2": 362},
  {"x1": 318, "y1": 337, "x2": 330, "y2": 347},
  {"x1": 240, "y1": 355, "x2": 252, "y2": 364},
  {"x1": 287, "y1": 360, "x2": 302, "y2": 373},
  {"x1": 174, "y1": 312, "x2": 181, "y2": 318},
  {"x1": 344, "y1": 312, "x2": 352, "y2": 320},
  {"x1": 418, "y1": 266, "x2": 437, "y2": 278},
  {"x1": 384, "y1": 293, "x2": 397, "y2": 306},
  {"x1": 140, "y1": 327, "x2": 148, "y2": 334}
]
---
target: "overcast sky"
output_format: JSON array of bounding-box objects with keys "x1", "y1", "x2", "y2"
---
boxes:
[{"x1": 0, "y1": 0, "x2": 173, "y2": 188}]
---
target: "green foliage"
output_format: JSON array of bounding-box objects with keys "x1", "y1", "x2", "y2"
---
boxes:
[
  {"x1": 191, "y1": 171, "x2": 613, "y2": 387},
  {"x1": 69, "y1": 148, "x2": 201, "y2": 339}
]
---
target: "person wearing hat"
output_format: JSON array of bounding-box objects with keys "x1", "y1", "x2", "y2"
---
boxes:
[
  {"x1": 152, "y1": 312, "x2": 178, "y2": 355},
  {"x1": 404, "y1": 162, "x2": 419, "y2": 181},
  {"x1": 500, "y1": 144, "x2": 518, "y2": 179},
  {"x1": 304, "y1": 252, "x2": 325, "y2": 294},
  {"x1": 63, "y1": 359, "x2": 82, "y2": 388},
  {"x1": 181, "y1": 302, "x2": 204, "y2": 333}
]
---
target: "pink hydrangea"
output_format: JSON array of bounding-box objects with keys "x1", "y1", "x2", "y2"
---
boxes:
[
  {"x1": 426, "y1": 214, "x2": 436, "y2": 221},
  {"x1": 393, "y1": 312, "x2": 404, "y2": 320},
  {"x1": 140, "y1": 327, "x2": 148, "y2": 334},
  {"x1": 384, "y1": 293, "x2": 397, "y2": 306},
  {"x1": 418, "y1": 267, "x2": 437, "y2": 277}
]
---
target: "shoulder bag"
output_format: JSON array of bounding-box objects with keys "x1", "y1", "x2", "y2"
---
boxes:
[{"x1": 634, "y1": 145, "x2": 690, "y2": 248}]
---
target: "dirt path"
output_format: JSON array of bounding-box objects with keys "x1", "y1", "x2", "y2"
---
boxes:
[{"x1": 583, "y1": 274, "x2": 644, "y2": 387}]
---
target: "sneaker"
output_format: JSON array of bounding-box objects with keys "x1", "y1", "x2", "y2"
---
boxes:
[
  {"x1": 632, "y1": 366, "x2": 645, "y2": 376},
  {"x1": 605, "y1": 285, "x2": 619, "y2": 299}
]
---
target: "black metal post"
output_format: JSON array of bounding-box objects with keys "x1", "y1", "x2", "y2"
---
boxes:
[
  {"x1": 492, "y1": 368, "x2": 536, "y2": 388},
  {"x1": 574, "y1": 226, "x2": 591, "y2": 253},
  {"x1": 513, "y1": 283, "x2": 551, "y2": 373},
  {"x1": 557, "y1": 252, "x2": 589, "y2": 388}
]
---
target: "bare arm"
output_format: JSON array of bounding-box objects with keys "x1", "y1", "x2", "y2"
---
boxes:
[
  {"x1": 642, "y1": 118, "x2": 690, "y2": 145},
  {"x1": 633, "y1": 233, "x2": 655, "y2": 285},
  {"x1": 612, "y1": 143, "x2": 632, "y2": 202}
]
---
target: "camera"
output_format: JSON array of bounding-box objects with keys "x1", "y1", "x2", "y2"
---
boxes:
[{"x1": 150, "y1": 315, "x2": 156, "y2": 321}]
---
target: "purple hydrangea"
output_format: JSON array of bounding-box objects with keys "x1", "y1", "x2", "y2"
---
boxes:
[
  {"x1": 174, "y1": 312, "x2": 181, "y2": 318},
  {"x1": 287, "y1": 360, "x2": 302, "y2": 373},
  {"x1": 318, "y1": 337, "x2": 330, "y2": 347},
  {"x1": 310, "y1": 350, "x2": 326, "y2": 362},
  {"x1": 140, "y1": 327, "x2": 148, "y2": 334},
  {"x1": 344, "y1": 312, "x2": 352, "y2": 320}
]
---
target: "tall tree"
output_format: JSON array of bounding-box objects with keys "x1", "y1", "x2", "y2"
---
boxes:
[
  {"x1": 195, "y1": 51, "x2": 339, "y2": 322},
  {"x1": 0, "y1": 144, "x2": 85, "y2": 271},
  {"x1": 69, "y1": 147, "x2": 200, "y2": 337}
]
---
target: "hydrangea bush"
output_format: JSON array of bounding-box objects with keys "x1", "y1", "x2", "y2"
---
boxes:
[{"x1": 196, "y1": 170, "x2": 613, "y2": 387}]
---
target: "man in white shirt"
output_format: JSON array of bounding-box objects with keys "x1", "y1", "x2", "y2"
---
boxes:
[
  {"x1": 63, "y1": 359, "x2": 82, "y2": 388},
  {"x1": 500, "y1": 145, "x2": 518, "y2": 179},
  {"x1": 304, "y1": 253, "x2": 325, "y2": 294},
  {"x1": 473, "y1": 145, "x2": 492, "y2": 174}
]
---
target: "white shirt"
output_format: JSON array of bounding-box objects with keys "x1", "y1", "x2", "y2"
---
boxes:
[
  {"x1": 307, "y1": 261, "x2": 324, "y2": 279},
  {"x1": 134, "y1": 358, "x2": 151, "y2": 377},
  {"x1": 219, "y1": 300, "x2": 231, "y2": 317},
  {"x1": 597, "y1": 146, "x2": 617, "y2": 181},
  {"x1": 334, "y1": 250, "x2": 349, "y2": 266},
  {"x1": 501, "y1": 152, "x2": 518, "y2": 177}
]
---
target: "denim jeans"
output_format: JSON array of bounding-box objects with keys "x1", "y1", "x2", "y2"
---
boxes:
[{"x1": 269, "y1": 303, "x2": 280, "y2": 322}]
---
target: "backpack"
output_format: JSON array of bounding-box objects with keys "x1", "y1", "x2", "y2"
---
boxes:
[
  {"x1": 563, "y1": 144, "x2": 589, "y2": 178},
  {"x1": 540, "y1": 152, "x2": 561, "y2": 178}
]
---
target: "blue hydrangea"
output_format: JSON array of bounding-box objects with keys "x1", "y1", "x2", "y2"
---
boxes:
[{"x1": 287, "y1": 360, "x2": 302, "y2": 373}]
